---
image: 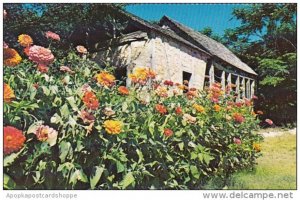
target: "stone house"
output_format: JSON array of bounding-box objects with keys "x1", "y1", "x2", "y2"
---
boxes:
[{"x1": 95, "y1": 8, "x2": 257, "y2": 99}]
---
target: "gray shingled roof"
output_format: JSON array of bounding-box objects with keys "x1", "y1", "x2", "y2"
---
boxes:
[
  {"x1": 160, "y1": 16, "x2": 257, "y2": 75},
  {"x1": 112, "y1": 6, "x2": 211, "y2": 57}
]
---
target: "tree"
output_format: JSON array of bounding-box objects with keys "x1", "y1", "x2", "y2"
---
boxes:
[{"x1": 221, "y1": 4, "x2": 296, "y2": 125}]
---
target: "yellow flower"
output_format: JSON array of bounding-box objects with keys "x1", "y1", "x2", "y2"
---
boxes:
[
  {"x1": 213, "y1": 104, "x2": 221, "y2": 112},
  {"x1": 18, "y1": 34, "x2": 33, "y2": 47},
  {"x1": 4, "y1": 48, "x2": 22, "y2": 67},
  {"x1": 103, "y1": 120, "x2": 123, "y2": 135},
  {"x1": 4, "y1": 83, "x2": 15, "y2": 103},
  {"x1": 253, "y1": 143, "x2": 261, "y2": 152},
  {"x1": 129, "y1": 67, "x2": 156, "y2": 83},
  {"x1": 95, "y1": 71, "x2": 115, "y2": 86},
  {"x1": 193, "y1": 104, "x2": 205, "y2": 113}
]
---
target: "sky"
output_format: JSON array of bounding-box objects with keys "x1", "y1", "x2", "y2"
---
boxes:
[{"x1": 126, "y1": 4, "x2": 248, "y2": 36}]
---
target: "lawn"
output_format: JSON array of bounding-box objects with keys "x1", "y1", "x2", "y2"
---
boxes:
[
  {"x1": 228, "y1": 130, "x2": 296, "y2": 189},
  {"x1": 203, "y1": 129, "x2": 296, "y2": 189}
]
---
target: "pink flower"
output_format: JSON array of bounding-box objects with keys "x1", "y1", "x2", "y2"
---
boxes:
[
  {"x1": 60, "y1": 66, "x2": 74, "y2": 74},
  {"x1": 34, "y1": 125, "x2": 58, "y2": 146},
  {"x1": 265, "y1": 119, "x2": 274, "y2": 126},
  {"x1": 45, "y1": 31, "x2": 60, "y2": 41},
  {"x1": 79, "y1": 110, "x2": 95, "y2": 124},
  {"x1": 81, "y1": 83, "x2": 92, "y2": 93},
  {"x1": 234, "y1": 138, "x2": 242, "y2": 145},
  {"x1": 4, "y1": 9, "x2": 7, "y2": 19},
  {"x1": 76, "y1": 45, "x2": 88, "y2": 54},
  {"x1": 252, "y1": 95, "x2": 258, "y2": 100},
  {"x1": 3, "y1": 41, "x2": 8, "y2": 48},
  {"x1": 29, "y1": 45, "x2": 55, "y2": 66}
]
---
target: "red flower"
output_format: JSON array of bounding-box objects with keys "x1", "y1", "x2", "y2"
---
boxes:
[
  {"x1": 233, "y1": 138, "x2": 242, "y2": 145},
  {"x1": 244, "y1": 99, "x2": 252, "y2": 106},
  {"x1": 175, "y1": 107, "x2": 182, "y2": 115},
  {"x1": 265, "y1": 119, "x2": 274, "y2": 126},
  {"x1": 4, "y1": 126, "x2": 26, "y2": 155},
  {"x1": 233, "y1": 113, "x2": 245, "y2": 124},
  {"x1": 82, "y1": 91, "x2": 99, "y2": 110},
  {"x1": 118, "y1": 86, "x2": 129, "y2": 95},
  {"x1": 33, "y1": 83, "x2": 39, "y2": 89},
  {"x1": 235, "y1": 101, "x2": 244, "y2": 108},
  {"x1": 164, "y1": 128, "x2": 173, "y2": 137},
  {"x1": 164, "y1": 80, "x2": 174, "y2": 86},
  {"x1": 155, "y1": 104, "x2": 167, "y2": 115}
]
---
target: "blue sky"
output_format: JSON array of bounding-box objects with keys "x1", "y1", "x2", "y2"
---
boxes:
[{"x1": 126, "y1": 4, "x2": 248, "y2": 36}]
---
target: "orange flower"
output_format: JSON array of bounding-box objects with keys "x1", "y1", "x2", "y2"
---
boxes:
[
  {"x1": 193, "y1": 104, "x2": 205, "y2": 113},
  {"x1": 103, "y1": 120, "x2": 123, "y2": 134},
  {"x1": 213, "y1": 104, "x2": 221, "y2": 112},
  {"x1": 4, "y1": 48, "x2": 22, "y2": 66},
  {"x1": 155, "y1": 104, "x2": 167, "y2": 115},
  {"x1": 37, "y1": 64, "x2": 49, "y2": 73},
  {"x1": 233, "y1": 113, "x2": 245, "y2": 124},
  {"x1": 156, "y1": 86, "x2": 168, "y2": 97},
  {"x1": 118, "y1": 86, "x2": 129, "y2": 95},
  {"x1": 253, "y1": 143, "x2": 261, "y2": 152},
  {"x1": 4, "y1": 83, "x2": 15, "y2": 103},
  {"x1": 82, "y1": 91, "x2": 99, "y2": 110},
  {"x1": 95, "y1": 71, "x2": 115, "y2": 87},
  {"x1": 164, "y1": 128, "x2": 173, "y2": 137},
  {"x1": 18, "y1": 34, "x2": 33, "y2": 47},
  {"x1": 4, "y1": 126, "x2": 26, "y2": 155}
]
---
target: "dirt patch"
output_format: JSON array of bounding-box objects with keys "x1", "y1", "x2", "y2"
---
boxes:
[{"x1": 258, "y1": 128, "x2": 296, "y2": 137}]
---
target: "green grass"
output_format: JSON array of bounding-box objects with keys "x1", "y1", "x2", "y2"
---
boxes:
[
  {"x1": 203, "y1": 130, "x2": 296, "y2": 190},
  {"x1": 228, "y1": 132, "x2": 296, "y2": 189}
]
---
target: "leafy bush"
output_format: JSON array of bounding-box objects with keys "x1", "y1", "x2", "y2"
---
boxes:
[{"x1": 3, "y1": 35, "x2": 263, "y2": 189}]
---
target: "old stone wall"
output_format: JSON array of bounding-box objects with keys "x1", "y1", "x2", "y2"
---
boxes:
[{"x1": 95, "y1": 31, "x2": 209, "y2": 89}]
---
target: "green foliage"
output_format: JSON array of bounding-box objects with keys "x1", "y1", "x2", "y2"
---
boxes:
[{"x1": 4, "y1": 45, "x2": 262, "y2": 189}]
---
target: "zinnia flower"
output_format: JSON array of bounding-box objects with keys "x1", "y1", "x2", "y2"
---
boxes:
[
  {"x1": 186, "y1": 90, "x2": 197, "y2": 99},
  {"x1": 164, "y1": 128, "x2": 173, "y2": 137},
  {"x1": 183, "y1": 114, "x2": 196, "y2": 124},
  {"x1": 233, "y1": 137, "x2": 242, "y2": 145},
  {"x1": 265, "y1": 119, "x2": 274, "y2": 126},
  {"x1": 60, "y1": 66, "x2": 74, "y2": 74},
  {"x1": 253, "y1": 143, "x2": 261, "y2": 152},
  {"x1": 193, "y1": 104, "x2": 205, "y2": 113},
  {"x1": 103, "y1": 120, "x2": 123, "y2": 134},
  {"x1": 34, "y1": 125, "x2": 58, "y2": 146},
  {"x1": 164, "y1": 80, "x2": 174, "y2": 86},
  {"x1": 129, "y1": 67, "x2": 156, "y2": 84},
  {"x1": 4, "y1": 48, "x2": 22, "y2": 66},
  {"x1": 95, "y1": 71, "x2": 115, "y2": 87},
  {"x1": 156, "y1": 86, "x2": 168, "y2": 97},
  {"x1": 233, "y1": 113, "x2": 245, "y2": 124},
  {"x1": 18, "y1": 34, "x2": 33, "y2": 47},
  {"x1": 37, "y1": 64, "x2": 49, "y2": 73},
  {"x1": 76, "y1": 45, "x2": 88, "y2": 54},
  {"x1": 175, "y1": 106, "x2": 182, "y2": 115},
  {"x1": 256, "y1": 110, "x2": 264, "y2": 115},
  {"x1": 29, "y1": 45, "x2": 54, "y2": 66},
  {"x1": 82, "y1": 91, "x2": 99, "y2": 110},
  {"x1": 118, "y1": 86, "x2": 129, "y2": 95},
  {"x1": 155, "y1": 104, "x2": 167, "y2": 115},
  {"x1": 79, "y1": 110, "x2": 95, "y2": 124},
  {"x1": 4, "y1": 41, "x2": 9, "y2": 48},
  {"x1": 4, "y1": 83, "x2": 15, "y2": 103},
  {"x1": 103, "y1": 107, "x2": 115, "y2": 117},
  {"x1": 213, "y1": 104, "x2": 221, "y2": 112},
  {"x1": 4, "y1": 126, "x2": 26, "y2": 155},
  {"x1": 45, "y1": 31, "x2": 60, "y2": 41},
  {"x1": 24, "y1": 46, "x2": 30, "y2": 56}
]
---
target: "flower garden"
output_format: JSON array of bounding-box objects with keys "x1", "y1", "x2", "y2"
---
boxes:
[{"x1": 4, "y1": 33, "x2": 264, "y2": 189}]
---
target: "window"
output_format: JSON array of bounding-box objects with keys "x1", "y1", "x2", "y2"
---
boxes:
[
  {"x1": 183, "y1": 71, "x2": 192, "y2": 92},
  {"x1": 115, "y1": 67, "x2": 127, "y2": 86}
]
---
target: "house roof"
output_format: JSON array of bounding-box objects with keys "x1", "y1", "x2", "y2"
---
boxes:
[
  {"x1": 112, "y1": 6, "x2": 212, "y2": 57},
  {"x1": 160, "y1": 16, "x2": 257, "y2": 75}
]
